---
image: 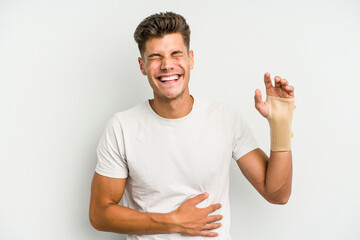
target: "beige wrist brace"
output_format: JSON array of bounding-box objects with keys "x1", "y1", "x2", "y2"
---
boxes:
[{"x1": 265, "y1": 95, "x2": 295, "y2": 152}]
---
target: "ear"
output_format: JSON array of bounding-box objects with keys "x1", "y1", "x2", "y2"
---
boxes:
[
  {"x1": 188, "y1": 50, "x2": 194, "y2": 70},
  {"x1": 138, "y1": 57, "x2": 147, "y2": 76}
]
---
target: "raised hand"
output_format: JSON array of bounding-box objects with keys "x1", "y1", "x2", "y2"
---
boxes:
[
  {"x1": 170, "y1": 192, "x2": 223, "y2": 237},
  {"x1": 254, "y1": 72, "x2": 295, "y2": 118}
]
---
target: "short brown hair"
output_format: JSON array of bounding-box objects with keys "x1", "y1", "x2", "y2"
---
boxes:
[{"x1": 134, "y1": 12, "x2": 191, "y2": 56}]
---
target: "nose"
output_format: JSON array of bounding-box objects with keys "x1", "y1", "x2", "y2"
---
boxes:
[{"x1": 160, "y1": 56, "x2": 174, "y2": 71}]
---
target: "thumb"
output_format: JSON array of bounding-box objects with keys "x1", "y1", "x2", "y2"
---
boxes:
[{"x1": 254, "y1": 89, "x2": 263, "y2": 110}]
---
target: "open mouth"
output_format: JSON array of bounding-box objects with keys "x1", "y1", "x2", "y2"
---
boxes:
[{"x1": 157, "y1": 74, "x2": 182, "y2": 84}]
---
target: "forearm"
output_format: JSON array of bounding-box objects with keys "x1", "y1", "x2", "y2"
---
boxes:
[
  {"x1": 251, "y1": 73, "x2": 295, "y2": 204},
  {"x1": 91, "y1": 204, "x2": 177, "y2": 235},
  {"x1": 90, "y1": 173, "x2": 222, "y2": 237},
  {"x1": 265, "y1": 150, "x2": 292, "y2": 204},
  {"x1": 263, "y1": 93, "x2": 294, "y2": 203}
]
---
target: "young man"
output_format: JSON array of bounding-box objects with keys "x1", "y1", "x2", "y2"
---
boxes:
[{"x1": 89, "y1": 12, "x2": 295, "y2": 239}]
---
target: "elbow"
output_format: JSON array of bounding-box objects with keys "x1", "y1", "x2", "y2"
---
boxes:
[
  {"x1": 89, "y1": 203, "x2": 118, "y2": 231},
  {"x1": 265, "y1": 191, "x2": 291, "y2": 205},
  {"x1": 89, "y1": 207, "x2": 104, "y2": 231},
  {"x1": 268, "y1": 196, "x2": 290, "y2": 205},
  {"x1": 89, "y1": 212, "x2": 100, "y2": 231}
]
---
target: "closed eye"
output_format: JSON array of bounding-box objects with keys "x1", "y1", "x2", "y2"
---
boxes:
[
  {"x1": 172, "y1": 51, "x2": 184, "y2": 57},
  {"x1": 147, "y1": 53, "x2": 162, "y2": 60}
]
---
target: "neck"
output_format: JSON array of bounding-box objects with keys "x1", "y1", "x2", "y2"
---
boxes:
[{"x1": 149, "y1": 91, "x2": 194, "y2": 119}]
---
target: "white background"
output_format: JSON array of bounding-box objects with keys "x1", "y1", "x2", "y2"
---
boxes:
[{"x1": 1, "y1": 0, "x2": 359, "y2": 239}]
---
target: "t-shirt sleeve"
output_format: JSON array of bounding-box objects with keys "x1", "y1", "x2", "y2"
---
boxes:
[
  {"x1": 95, "y1": 115, "x2": 128, "y2": 178},
  {"x1": 232, "y1": 112, "x2": 259, "y2": 161}
]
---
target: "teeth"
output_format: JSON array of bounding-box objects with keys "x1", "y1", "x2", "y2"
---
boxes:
[{"x1": 160, "y1": 75, "x2": 179, "y2": 81}]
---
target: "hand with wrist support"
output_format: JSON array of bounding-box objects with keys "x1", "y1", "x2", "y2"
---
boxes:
[
  {"x1": 265, "y1": 95, "x2": 295, "y2": 151},
  {"x1": 254, "y1": 73, "x2": 296, "y2": 152}
]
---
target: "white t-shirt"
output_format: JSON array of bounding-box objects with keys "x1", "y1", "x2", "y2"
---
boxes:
[{"x1": 95, "y1": 95, "x2": 258, "y2": 240}]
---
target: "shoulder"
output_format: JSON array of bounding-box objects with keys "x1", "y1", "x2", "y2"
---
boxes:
[
  {"x1": 113, "y1": 101, "x2": 148, "y2": 122},
  {"x1": 101, "y1": 101, "x2": 149, "y2": 132},
  {"x1": 196, "y1": 96, "x2": 228, "y2": 112},
  {"x1": 197, "y1": 97, "x2": 239, "y2": 119}
]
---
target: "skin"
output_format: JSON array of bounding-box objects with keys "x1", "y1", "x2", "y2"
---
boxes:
[
  {"x1": 138, "y1": 33, "x2": 194, "y2": 119},
  {"x1": 238, "y1": 72, "x2": 294, "y2": 204},
  {"x1": 89, "y1": 32, "x2": 294, "y2": 237}
]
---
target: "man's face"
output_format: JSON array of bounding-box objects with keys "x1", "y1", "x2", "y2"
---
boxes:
[{"x1": 138, "y1": 33, "x2": 194, "y2": 101}]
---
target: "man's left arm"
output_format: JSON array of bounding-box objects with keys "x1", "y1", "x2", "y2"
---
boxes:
[
  {"x1": 237, "y1": 148, "x2": 292, "y2": 204},
  {"x1": 236, "y1": 72, "x2": 295, "y2": 204}
]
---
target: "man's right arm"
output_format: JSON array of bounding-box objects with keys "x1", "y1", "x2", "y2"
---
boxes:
[{"x1": 89, "y1": 172, "x2": 223, "y2": 237}]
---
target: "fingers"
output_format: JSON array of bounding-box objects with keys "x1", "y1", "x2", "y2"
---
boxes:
[
  {"x1": 177, "y1": 195, "x2": 223, "y2": 238},
  {"x1": 278, "y1": 78, "x2": 295, "y2": 97},
  {"x1": 254, "y1": 89, "x2": 262, "y2": 101},
  {"x1": 284, "y1": 85, "x2": 295, "y2": 97},
  {"x1": 264, "y1": 72, "x2": 273, "y2": 89},
  {"x1": 200, "y1": 230, "x2": 219, "y2": 237},
  {"x1": 280, "y1": 78, "x2": 288, "y2": 87},
  {"x1": 188, "y1": 192, "x2": 209, "y2": 205},
  {"x1": 199, "y1": 221, "x2": 222, "y2": 237},
  {"x1": 203, "y1": 222, "x2": 222, "y2": 230},
  {"x1": 203, "y1": 203, "x2": 222, "y2": 214},
  {"x1": 206, "y1": 214, "x2": 223, "y2": 223},
  {"x1": 274, "y1": 76, "x2": 281, "y2": 88},
  {"x1": 267, "y1": 74, "x2": 295, "y2": 97}
]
